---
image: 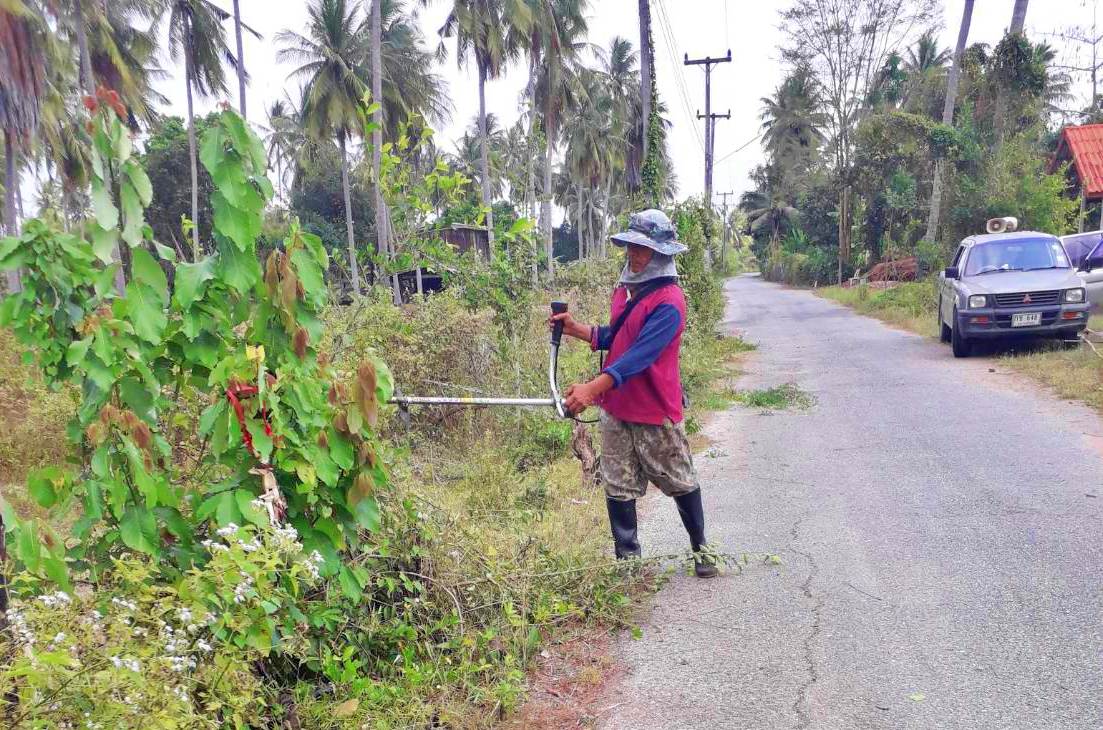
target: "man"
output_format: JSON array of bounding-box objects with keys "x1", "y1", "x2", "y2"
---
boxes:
[{"x1": 551, "y1": 209, "x2": 717, "y2": 579}]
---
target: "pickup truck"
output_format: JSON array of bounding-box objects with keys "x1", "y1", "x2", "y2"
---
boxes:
[{"x1": 937, "y1": 230, "x2": 1089, "y2": 357}]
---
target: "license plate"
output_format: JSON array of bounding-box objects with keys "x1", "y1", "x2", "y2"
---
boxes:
[{"x1": 1012, "y1": 312, "x2": 1042, "y2": 327}]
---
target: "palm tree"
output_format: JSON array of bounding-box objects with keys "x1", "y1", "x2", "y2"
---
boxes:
[
  {"x1": 88, "y1": 2, "x2": 169, "y2": 130},
  {"x1": 278, "y1": 0, "x2": 370, "y2": 294},
  {"x1": 437, "y1": 0, "x2": 533, "y2": 248},
  {"x1": 533, "y1": 0, "x2": 588, "y2": 272},
  {"x1": 231, "y1": 0, "x2": 246, "y2": 117},
  {"x1": 905, "y1": 31, "x2": 952, "y2": 76},
  {"x1": 739, "y1": 189, "x2": 799, "y2": 257},
  {"x1": 449, "y1": 113, "x2": 507, "y2": 201},
  {"x1": 925, "y1": 0, "x2": 973, "y2": 244},
  {"x1": 1011, "y1": 0, "x2": 1029, "y2": 33},
  {"x1": 264, "y1": 98, "x2": 299, "y2": 203},
  {"x1": 565, "y1": 66, "x2": 622, "y2": 258},
  {"x1": 1, "y1": 2, "x2": 48, "y2": 292},
  {"x1": 376, "y1": 0, "x2": 451, "y2": 138},
  {"x1": 164, "y1": 0, "x2": 240, "y2": 260},
  {"x1": 760, "y1": 66, "x2": 826, "y2": 190},
  {"x1": 1036, "y1": 41, "x2": 1075, "y2": 117},
  {"x1": 601, "y1": 36, "x2": 643, "y2": 193}
]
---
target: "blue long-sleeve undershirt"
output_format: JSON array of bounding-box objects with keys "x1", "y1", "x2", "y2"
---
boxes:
[{"x1": 596, "y1": 304, "x2": 682, "y2": 388}]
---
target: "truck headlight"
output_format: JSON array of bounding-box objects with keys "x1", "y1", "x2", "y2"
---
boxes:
[
  {"x1": 968, "y1": 295, "x2": 988, "y2": 309},
  {"x1": 1064, "y1": 288, "x2": 1085, "y2": 303}
]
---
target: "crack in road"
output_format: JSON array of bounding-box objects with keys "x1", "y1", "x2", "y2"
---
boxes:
[{"x1": 788, "y1": 515, "x2": 825, "y2": 730}]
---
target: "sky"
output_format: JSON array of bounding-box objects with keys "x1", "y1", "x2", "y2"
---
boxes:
[{"x1": 31, "y1": 0, "x2": 1103, "y2": 219}]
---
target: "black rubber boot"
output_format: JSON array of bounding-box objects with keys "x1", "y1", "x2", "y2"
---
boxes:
[
  {"x1": 605, "y1": 498, "x2": 642, "y2": 560},
  {"x1": 674, "y1": 489, "x2": 718, "y2": 578}
]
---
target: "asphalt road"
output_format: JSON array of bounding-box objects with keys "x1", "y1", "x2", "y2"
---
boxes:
[{"x1": 598, "y1": 275, "x2": 1103, "y2": 730}]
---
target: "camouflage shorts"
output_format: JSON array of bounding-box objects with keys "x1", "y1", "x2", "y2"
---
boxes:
[{"x1": 599, "y1": 411, "x2": 699, "y2": 501}]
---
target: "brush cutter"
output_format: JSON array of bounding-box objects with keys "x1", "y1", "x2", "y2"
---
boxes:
[{"x1": 388, "y1": 302, "x2": 571, "y2": 419}]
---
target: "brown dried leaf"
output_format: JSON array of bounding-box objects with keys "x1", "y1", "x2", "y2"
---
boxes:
[
  {"x1": 293, "y1": 327, "x2": 308, "y2": 360},
  {"x1": 355, "y1": 362, "x2": 378, "y2": 428}
]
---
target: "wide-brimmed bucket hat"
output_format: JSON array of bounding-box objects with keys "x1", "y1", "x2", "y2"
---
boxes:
[{"x1": 610, "y1": 209, "x2": 688, "y2": 256}]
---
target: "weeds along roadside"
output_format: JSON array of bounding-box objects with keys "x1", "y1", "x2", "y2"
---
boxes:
[{"x1": 0, "y1": 251, "x2": 742, "y2": 725}]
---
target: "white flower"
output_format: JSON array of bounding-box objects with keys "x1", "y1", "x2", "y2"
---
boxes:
[
  {"x1": 37, "y1": 591, "x2": 72, "y2": 608},
  {"x1": 201, "y1": 539, "x2": 228, "y2": 553},
  {"x1": 238, "y1": 539, "x2": 261, "y2": 553},
  {"x1": 216, "y1": 523, "x2": 240, "y2": 538},
  {"x1": 51, "y1": 632, "x2": 66, "y2": 644},
  {"x1": 110, "y1": 655, "x2": 123, "y2": 668},
  {"x1": 178, "y1": 608, "x2": 193, "y2": 623},
  {"x1": 196, "y1": 639, "x2": 212, "y2": 652},
  {"x1": 126, "y1": 658, "x2": 140, "y2": 673}
]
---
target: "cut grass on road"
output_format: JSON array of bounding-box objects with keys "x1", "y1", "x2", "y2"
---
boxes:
[{"x1": 817, "y1": 282, "x2": 1103, "y2": 414}]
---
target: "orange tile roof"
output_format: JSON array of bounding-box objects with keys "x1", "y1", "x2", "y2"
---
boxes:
[{"x1": 1056, "y1": 125, "x2": 1103, "y2": 198}]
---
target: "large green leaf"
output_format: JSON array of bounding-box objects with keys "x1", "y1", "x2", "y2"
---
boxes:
[
  {"x1": 353, "y1": 494, "x2": 379, "y2": 532},
  {"x1": 66, "y1": 338, "x2": 91, "y2": 367},
  {"x1": 84, "y1": 354, "x2": 116, "y2": 391},
  {"x1": 213, "y1": 195, "x2": 259, "y2": 251},
  {"x1": 126, "y1": 162, "x2": 153, "y2": 206},
  {"x1": 372, "y1": 356, "x2": 394, "y2": 403},
  {"x1": 212, "y1": 159, "x2": 248, "y2": 207},
  {"x1": 216, "y1": 236, "x2": 261, "y2": 293},
  {"x1": 119, "y1": 506, "x2": 160, "y2": 556},
  {"x1": 119, "y1": 376, "x2": 155, "y2": 422},
  {"x1": 291, "y1": 248, "x2": 325, "y2": 304},
  {"x1": 90, "y1": 228, "x2": 119, "y2": 265},
  {"x1": 27, "y1": 466, "x2": 66, "y2": 508},
  {"x1": 182, "y1": 331, "x2": 221, "y2": 368},
  {"x1": 199, "y1": 126, "x2": 226, "y2": 175},
  {"x1": 130, "y1": 248, "x2": 168, "y2": 304},
  {"x1": 120, "y1": 181, "x2": 145, "y2": 248},
  {"x1": 90, "y1": 178, "x2": 119, "y2": 230},
  {"x1": 124, "y1": 281, "x2": 167, "y2": 345},
  {"x1": 235, "y1": 489, "x2": 267, "y2": 526},
  {"x1": 173, "y1": 257, "x2": 217, "y2": 309},
  {"x1": 18, "y1": 524, "x2": 41, "y2": 572}
]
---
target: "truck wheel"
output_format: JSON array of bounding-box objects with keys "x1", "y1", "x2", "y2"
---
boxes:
[
  {"x1": 951, "y1": 308, "x2": 971, "y2": 358},
  {"x1": 938, "y1": 303, "x2": 951, "y2": 343}
]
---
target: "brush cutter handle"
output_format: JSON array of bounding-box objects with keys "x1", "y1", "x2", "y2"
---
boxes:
[{"x1": 550, "y1": 301, "x2": 568, "y2": 346}]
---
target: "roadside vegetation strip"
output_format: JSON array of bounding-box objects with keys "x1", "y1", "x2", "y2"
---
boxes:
[{"x1": 0, "y1": 115, "x2": 734, "y2": 725}]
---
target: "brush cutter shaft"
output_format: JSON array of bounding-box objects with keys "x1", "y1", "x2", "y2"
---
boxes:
[
  {"x1": 388, "y1": 396, "x2": 558, "y2": 407},
  {"x1": 387, "y1": 303, "x2": 571, "y2": 418}
]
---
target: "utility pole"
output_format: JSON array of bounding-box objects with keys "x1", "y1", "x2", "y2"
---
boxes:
[
  {"x1": 686, "y1": 50, "x2": 731, "y2": 269},
  {"x1": 685, "y1": 51, "x2": 731, "y2": 204},
  {"x1": 697, "y1": 109, "x2": 730, "y2": 203},
  {"x1": 716, "y1": 191, "x2": 734, "y2": 269}
]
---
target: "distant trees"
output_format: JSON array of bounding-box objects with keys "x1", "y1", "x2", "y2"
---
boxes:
[{"x1": 779, "y1": 0, "x2": 939, "y2": 281}]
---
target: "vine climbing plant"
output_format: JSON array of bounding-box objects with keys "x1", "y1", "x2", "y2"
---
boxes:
[{"x1": 0, "y1": 93, "x2": 392, "y2": 601}]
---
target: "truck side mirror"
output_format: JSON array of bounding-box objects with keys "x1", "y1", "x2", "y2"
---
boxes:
[{"x1": 944, "y1": 266, "x2": 959, "y2": 279}]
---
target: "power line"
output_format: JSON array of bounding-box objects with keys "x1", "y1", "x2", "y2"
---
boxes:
[
  {"x1": 715, "y1": 132, "x2": 763, "y2": 165},
  {"x1": 655, "y1": 0, "x2": 703, "y2": 152},
  {"x1": 654, "y1": 0, "x2": 705, "y2": 152}
]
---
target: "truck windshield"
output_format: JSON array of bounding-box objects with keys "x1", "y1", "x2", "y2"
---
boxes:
[{"x1": 964, "y1": 238, "x2": 1070, "y2": 276}]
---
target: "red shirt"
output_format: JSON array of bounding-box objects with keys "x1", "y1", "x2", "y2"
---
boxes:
[{"x1": 591, "y1": 284, "x2": 686, "y2": 425}]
